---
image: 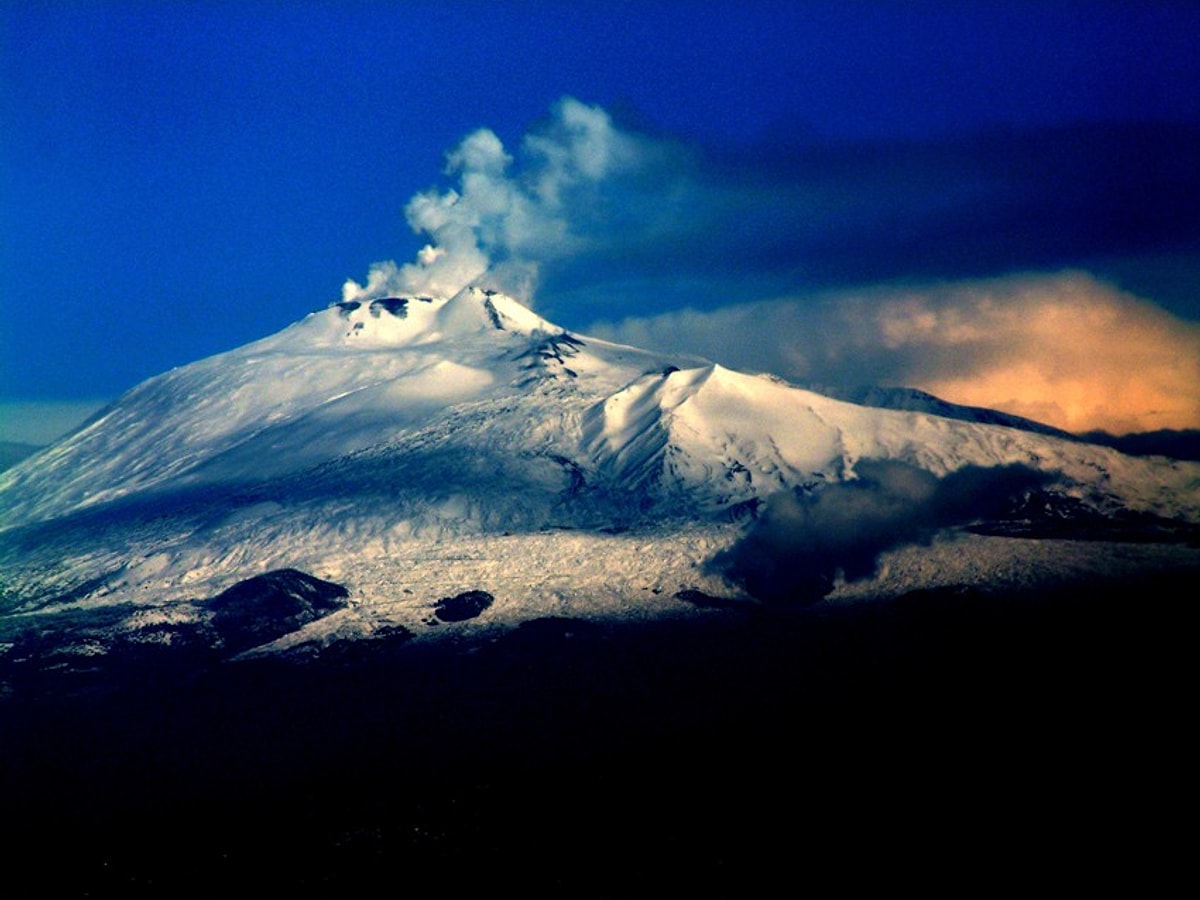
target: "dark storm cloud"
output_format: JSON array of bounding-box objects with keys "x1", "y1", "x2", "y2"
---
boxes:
[
  {"x1": 710, "y1": 461, "x2": 1057, "y2": 604},
  {"x1": 543, "y1": 120, "x2": 1200, "y2": 316}
]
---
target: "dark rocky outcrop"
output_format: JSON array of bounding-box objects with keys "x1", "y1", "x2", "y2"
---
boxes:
[
  {"x1": 208, "y1": 569, "x2": 350, "y2": 653},
  {"x1": 369, "y1": 297, "x2": 409, "y2": 318},
  {"x1": 433, "y1": 590, "x2": 493, "y2": 622},
  {"x1": 482, "y1": 297, "x2": 505, "y2": 330}
]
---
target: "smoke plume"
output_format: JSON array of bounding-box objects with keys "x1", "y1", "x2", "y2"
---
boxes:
[{"x1": 712, "y1": 460, "x2": 1056, "y2": 604}]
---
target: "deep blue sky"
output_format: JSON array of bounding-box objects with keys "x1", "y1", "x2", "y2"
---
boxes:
[{"x1": 2, "y1": 1, "x2": 1199, "y2": 435}]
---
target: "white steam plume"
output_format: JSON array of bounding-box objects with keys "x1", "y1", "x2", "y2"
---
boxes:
[{"x1": 343, "y1": 97, "x2": 648, "y2": 303}]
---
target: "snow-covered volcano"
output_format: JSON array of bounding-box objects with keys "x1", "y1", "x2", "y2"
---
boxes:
[{"x1": 2, "y1": 287, "x2": 1198, "y2": 655}]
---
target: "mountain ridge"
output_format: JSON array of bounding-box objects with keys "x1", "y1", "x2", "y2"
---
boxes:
[{"x1": 2, "y1": 286, "x2": 1198, "y2": 655}]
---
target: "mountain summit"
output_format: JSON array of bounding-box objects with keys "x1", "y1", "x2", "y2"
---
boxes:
[{"x1": 2, "y1": 286, "x2": 1198, "y2": 654}]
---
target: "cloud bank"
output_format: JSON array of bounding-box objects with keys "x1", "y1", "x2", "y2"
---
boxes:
[{"x1": 590, "y1": 272, "x2": 1200, "y2": 435}]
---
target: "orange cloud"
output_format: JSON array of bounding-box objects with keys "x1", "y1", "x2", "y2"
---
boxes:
[
  {"x1": 588, "y1": 271, "x2": 1200, "y2": 435},
  {"x1": 870, "y1": 273, "x2": 1200, "y2": 434}
]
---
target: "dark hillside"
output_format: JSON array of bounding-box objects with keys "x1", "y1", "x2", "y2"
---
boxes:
[{"x1": 1, "y1": 571, "x2": 1189, "y2": 896}]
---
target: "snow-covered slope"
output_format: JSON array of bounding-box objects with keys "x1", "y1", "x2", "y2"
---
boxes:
[{"x1": 2, "y1": 287, "x2": 1198, "y2": 651}]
